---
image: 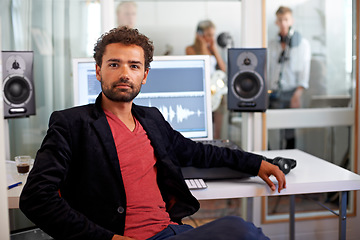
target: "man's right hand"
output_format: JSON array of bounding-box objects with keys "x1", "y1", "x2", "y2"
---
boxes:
[
  {"x1": 258, "y1": 160, "x2": 286, "y2": 193},
  {"x1": 112, "y1": 234, "x2": 137, "y2": 240},
  {"x1": 290, "y1": 87, "x2": 304, "y2": 108}
]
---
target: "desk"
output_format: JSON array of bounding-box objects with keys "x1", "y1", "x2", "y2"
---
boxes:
[
  {"x1": 190, "y1": 149, "x2": 360, "y2": 240},
  {"x1": 6, "y1": 150, "x2": 360, "y2": 238},
  {"x1": 6, "y1": 161, "x2": 30, "y2": 209}
]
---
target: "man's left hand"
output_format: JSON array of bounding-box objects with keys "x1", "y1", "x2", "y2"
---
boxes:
[{"x1": 258, "y1": 160, "x2": 286, "y2": 193}]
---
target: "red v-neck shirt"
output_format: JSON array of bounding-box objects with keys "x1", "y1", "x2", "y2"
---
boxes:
[{"x1": 105, "y1": 110, "x2": 174, "y2": 239}]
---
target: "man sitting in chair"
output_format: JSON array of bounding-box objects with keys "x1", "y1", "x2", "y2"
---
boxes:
[{"x1": 20, "y1": 27, "x2": 286, "y2": 240}]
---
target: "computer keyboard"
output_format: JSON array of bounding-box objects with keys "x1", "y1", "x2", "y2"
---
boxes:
[
  {"x1": 185, "y1": 178, "x2": 208, "y2": 190},
  {"x1": 182, "y1": 139, "x2": 253, "y2": 181},
  {"x1": 197, "y1": 139, "x2": 241, "y2": 150}
]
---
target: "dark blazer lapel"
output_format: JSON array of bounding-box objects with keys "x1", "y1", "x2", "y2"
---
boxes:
[
  {"x1": 91, "y1": 95, "x2": 125, "y2": 187},
  {"x1": 92, "y1": 116, "x2": 125, "y2": 185}
]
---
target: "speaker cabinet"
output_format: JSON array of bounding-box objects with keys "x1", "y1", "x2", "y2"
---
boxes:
[
  {"x1": 227, "y1": 48, "x2": 267, "y2": 112},
  {"x1": 2, "y1": 51, "x2": 36, "y2": 118}
]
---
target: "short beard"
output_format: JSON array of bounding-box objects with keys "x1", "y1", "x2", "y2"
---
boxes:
[{"x1": 101, "y1": 78, "x2": 141, "y2": 102}]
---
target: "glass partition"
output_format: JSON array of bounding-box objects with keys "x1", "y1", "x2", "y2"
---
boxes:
[
  {"x1": 114, "y1": 0, "x2": 242, "y2": 57},
  {"x1": 0, "y1": 0, "x2": 102, "y2": 160},
  {"x1": 266, "y1": 0, "x2": 355, "y2": 110},
  {"x1": 264, "y1": 0, "x2": 357, "y2": 223}
]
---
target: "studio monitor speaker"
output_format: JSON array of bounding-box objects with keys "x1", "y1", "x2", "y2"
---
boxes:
[
  {"x1": 2, "y1": 51, "x2": 36, "y2": 118},
  {"x1": 227, "y1": 48, "x2": 267, "y2": 112}
]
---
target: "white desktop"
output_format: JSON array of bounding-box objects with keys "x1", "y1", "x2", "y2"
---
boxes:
[{"x1": 7, "y1": 149, "x2": 360, "y2": 240}]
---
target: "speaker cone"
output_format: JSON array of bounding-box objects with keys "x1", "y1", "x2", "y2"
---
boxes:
[
  {"x1": 3, "y1": 75, "x2": 32, "y2": 105},
  {"x1": 233, "y1": 71, "x2": 261, "y2": 99}
]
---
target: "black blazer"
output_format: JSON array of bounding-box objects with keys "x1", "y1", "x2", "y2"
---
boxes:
[{"x1": 20, "y1": 94, "x2": 263, "y2": 240}]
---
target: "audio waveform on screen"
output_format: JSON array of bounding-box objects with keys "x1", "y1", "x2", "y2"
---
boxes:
[
  {"x1": 133, "y1": 96, "x2": 206, "y2": 130},
  {"x1": 158, "y1": 105, "x2": 203, "y2": 123}
]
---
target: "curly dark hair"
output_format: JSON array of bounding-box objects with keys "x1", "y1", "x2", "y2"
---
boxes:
[{"x1": 93, "y1": 26, "x2": 154, "y2": 69}]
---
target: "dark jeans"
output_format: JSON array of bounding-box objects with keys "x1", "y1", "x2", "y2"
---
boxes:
[{"x1": 147, "y1": 216, "x2": 270, "y2": 240}]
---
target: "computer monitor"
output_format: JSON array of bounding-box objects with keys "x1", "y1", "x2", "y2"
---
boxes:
[
  {"x1": 72, "y1": 58, "x2": 99, "y2": 106},
  {"x1": 72, "y1": 55, "x2": 213, "y2": 141}
]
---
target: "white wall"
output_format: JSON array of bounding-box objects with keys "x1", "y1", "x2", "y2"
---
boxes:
[{"x1": 0, "y1": 18, "x2": 11, "y2": 240}]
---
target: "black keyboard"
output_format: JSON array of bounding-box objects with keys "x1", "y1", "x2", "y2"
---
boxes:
[{"x1": 197, "y1": 139, "x2": 242, "y2": 150}]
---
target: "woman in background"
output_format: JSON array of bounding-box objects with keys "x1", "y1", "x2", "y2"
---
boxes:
[
  {"x1": 186, "y1": 20, "x2": 226, "y2": 73},
  {"x1": 186, "y1": 20, "x2": 227, "y2": 139}
]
